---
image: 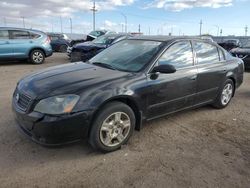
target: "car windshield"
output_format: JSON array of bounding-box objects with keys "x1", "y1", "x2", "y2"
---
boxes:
[
  {"x1": 93, "y1": 35, "x2": 116, "y2": 45},
  {"x1": 241, "y1": 40, "x2": 250, "y2": 48},
  {"x1": 88, "y1": 31, "x2": 105, "y2": 38},
  {"x1": 89, "y1": 40, "x2": 163, "y2": 72}
]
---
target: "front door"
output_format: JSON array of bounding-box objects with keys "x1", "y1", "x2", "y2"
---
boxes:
[{"x1": 147, "y1": 40, "x2": 198, "y2": 119}]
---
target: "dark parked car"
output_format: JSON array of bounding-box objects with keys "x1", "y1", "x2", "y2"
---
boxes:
[
  {"x1": 67, "y1": 30, "x2": 116, "y2": 54},
  {"x1": 47, "y1": 33, "x2": 71, "y2": 52},
  {"x1": 13, "y1": 36, "x2": 244, "y2": 152},
  {"x1": 218, "y1": 39, "x2": 241, "y2": 51},
  {"x1": 70, "y1": 34, "x2": 131, "y2": 62},
  {"x1": 230, "y1": 39, "x2": 250, "y2": 69}
]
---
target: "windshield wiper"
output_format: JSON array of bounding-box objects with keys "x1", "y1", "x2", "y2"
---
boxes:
[{"x1": 92, "y1": 62, "x2": 118, "y2": 70}]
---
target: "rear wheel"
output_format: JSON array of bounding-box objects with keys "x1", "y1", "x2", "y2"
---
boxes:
[
  {"x1": 59, "y1": 45, "x2": 67, "y2": 53},
  {"x1": 89, "y1": 102, "x2": 135, "y2": 152},
  {"x1": 213, "y1": 79, "x2": 234, "y2": 109},
  {"x1": 30, "y1": 49, "x2": 45, "y2": 64}
]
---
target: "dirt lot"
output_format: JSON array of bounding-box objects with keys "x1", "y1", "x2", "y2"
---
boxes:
[{"x1": 0, "y1": 53, "x2": 250, "y2": 188}]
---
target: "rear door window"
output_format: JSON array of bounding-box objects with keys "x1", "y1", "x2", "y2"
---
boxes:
[
  {"x1": 0, "y1": 30, "x2": 9, "y2": 39},
  {"x1": 30, "y1": 32, "x2": 41, "y2": 39},
  {"x1": 10, "y1": 30, "x2": 30, "y2": 39},
  {"x1": 194, "y1": 42, "x2": 219, "y2": 65},
  {"x1": 218, "y1": 48, "x2": 225, "y2": 61}
]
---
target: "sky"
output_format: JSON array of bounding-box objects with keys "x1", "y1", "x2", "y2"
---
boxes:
[{"x1": 0, "y1": 0, "x2": 249, "y2": 36}]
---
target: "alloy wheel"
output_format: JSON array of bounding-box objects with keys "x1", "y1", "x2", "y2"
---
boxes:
[
  {"x1": 100, "y1": 112, "x2": 131, "y2": 147},
  {"x1": 32, "y1": 51, "x2": 44, "y2": 64},
  {"x1": 221, "y1": 83, "x2": 233, "y2": 106}
]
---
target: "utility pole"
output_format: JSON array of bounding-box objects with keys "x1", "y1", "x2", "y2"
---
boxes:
[
  {"x1": 3, "y1": 17, "x2": 6, "y2": 26},
  {"x1": 120, "y1": 12, "x2": 127, "y2": 33},
  {"x1": 214, "y1": 25, "x2": 219, "y2": 36},
  {"x1": 199, "y1": 20, "x2": 203, "y2": 36},
  {"x1": 21, "y1": 17, "x2": 25, "y2": 28},
  {"x1": 148, "y1": 27, "x2": 151, "y2": 35},
  {"x1": 90, "y1": 0, "x2": 98, "y2": 31},
  {"x1": 70, "y1": 18, "x2": 72, "y2": 34},
  {"x1": 121, "y1": 23, "x2": 124, "y2": 32},
  {"x1": 60, "y1": 16, "x2": 63, "y2": 33},
  {"x1": 179, "y1": 29, "x2": 181, "y2": 36},
  {"x1": 245, "y1": 25, "x2": 248, "y2": 36},
  {"x1": 220, "y1": 29, "x2": 223, "y2": 36},
  {"x1": 138, "y1": 24, "x2": 141, "y2": 33}
]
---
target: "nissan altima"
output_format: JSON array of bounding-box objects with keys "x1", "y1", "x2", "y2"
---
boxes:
[{"x1": 12, "y1": 36, "x2": 244, "y2": 152}]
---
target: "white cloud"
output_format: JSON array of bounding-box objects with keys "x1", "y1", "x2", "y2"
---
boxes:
[
  {"x1": 146, "y1": 0, "x2": 233, "y2": 11},
  {"x1": 0, "y1": 0, "x2": 135, "y2": 18}
]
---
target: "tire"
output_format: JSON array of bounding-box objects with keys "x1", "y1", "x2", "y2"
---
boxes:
[
  {"x1": 89, "y1": 102, "x2": 136, "y2": 152},
  {"x1": 70, "y1": 51, "x2": 82, "y2": 62},
  {"x1": 213, "y1": 79, "x2": 234, "y2": 109},
  {"x1": 59, "y1": 45, "x2": 67, "y2": 53},
  {"x1": 30, "y1": 49, "x2": 45, "y2": 64}
]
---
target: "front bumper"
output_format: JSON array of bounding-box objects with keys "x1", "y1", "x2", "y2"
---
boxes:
[
  {"x1": 67, "y1": 47, "x2": 72, "y2": 57},
  {"x1": 13, "y1": 102, "x2": 93, "y2": 146},
  {"x1": 45, "y1": 49, "x2": 53, "y2": 57}
]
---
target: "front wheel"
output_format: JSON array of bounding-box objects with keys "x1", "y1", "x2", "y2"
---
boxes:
[
  {"x1": 30, "y1": 50, "x2": 45, "y2": 64},
  {"x1": 89, "y1": 102, "x2": 135, "y2": 152},
  {"x1": 213, "y1": 79, "x2": 234, "y2": 109}
]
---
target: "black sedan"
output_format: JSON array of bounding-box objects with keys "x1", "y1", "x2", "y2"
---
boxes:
[
  {"x1": 230, "y1": 40, "x2": 250, "y2": 69},
  {"x1": 12, "y1": 36, "x2": 244, "y2": 152},
  {"x1": 70, "y1": 34, "x2": 131, "y2": 62}
]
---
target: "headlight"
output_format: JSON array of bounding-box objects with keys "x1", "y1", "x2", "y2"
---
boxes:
[{"x1": 34, "y1": 95, "x2": 80, "y2": 115}]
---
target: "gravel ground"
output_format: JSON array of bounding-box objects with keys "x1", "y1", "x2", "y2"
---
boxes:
[{"x1": 0, "y1": 53, "x2": 250, "y2": 188}]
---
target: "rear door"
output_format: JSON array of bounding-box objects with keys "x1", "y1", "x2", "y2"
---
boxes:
[
  {"x1": 9, "y1": 30, "x2": 31, "y2": 58},
  {"x1": 193, "y1": 41, "x2": 227, "y2": 105},
  {"x1": 147, "y1": 40, "x2": 198, "y2": 119},
  {"x1": 0, "y1": 30, "x2": 13, "y2": 58}
]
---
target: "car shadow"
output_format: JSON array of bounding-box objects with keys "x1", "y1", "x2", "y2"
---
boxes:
[
  {"x1": 0, "y1": 60, "x2": 30, "y2": 66},
  {"x1": 1, "y1": 104, "x2": 215, "y2": 173}
]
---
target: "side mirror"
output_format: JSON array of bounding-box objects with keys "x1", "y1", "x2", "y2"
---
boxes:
[{"x1": 152, "y1": 64, "x2": 176, "y2": 74}]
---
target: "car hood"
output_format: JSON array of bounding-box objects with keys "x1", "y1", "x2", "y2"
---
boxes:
[
  {"x1": 230, "y1": 47, "x2": 250, "y2": 55},
  {"x1": 17, "y1": 62, "x2": 130, "y2": 98},
  {"x1": 74, "y1": 42, "x2": 106, "y2": 51}
]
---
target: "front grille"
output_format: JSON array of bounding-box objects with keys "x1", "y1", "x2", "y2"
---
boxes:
[{"x1": 14, "y1": 90, "x2": 32, "y2": 112}]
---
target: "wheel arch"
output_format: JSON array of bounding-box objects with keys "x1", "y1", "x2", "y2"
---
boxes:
[
  {"x1": 88, "y1": 96, "x2": 143, "y2": 137},
  {"x1": 226, "y1": 72, "x2": 236, "y2": 97},
  {"x1": 29, "y1": 47, "x2": 46, "y2": 57}
]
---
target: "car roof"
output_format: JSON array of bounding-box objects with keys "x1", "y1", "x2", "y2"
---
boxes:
[
  {"x1": 128, "y1": 35, "x2": 213, "y2": 43},
  {"x1": 0, "y1": 27, "x2": 45, "y2": 34},
  {"x1": 99, "y1": 33, "x2": 132, "y2": 38}
]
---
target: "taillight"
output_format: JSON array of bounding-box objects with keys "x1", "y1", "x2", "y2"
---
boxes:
[{"x1": 45, "y1": 36, "x2": 51, "y2": 44}]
